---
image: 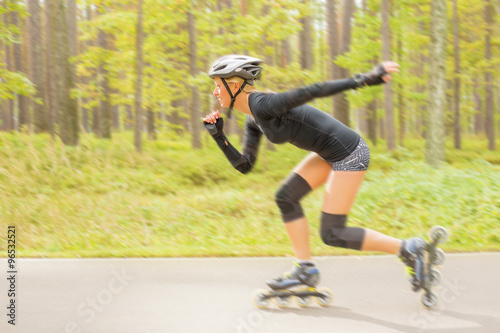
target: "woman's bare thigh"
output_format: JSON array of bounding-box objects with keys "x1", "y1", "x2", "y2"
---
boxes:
[{"x1": 292, "y1": 152, "x2": 332, "y2": 190}]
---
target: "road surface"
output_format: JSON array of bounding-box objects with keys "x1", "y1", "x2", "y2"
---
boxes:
[{"x1": 1, "y1": 253, "x2": 499, "y2": 333}]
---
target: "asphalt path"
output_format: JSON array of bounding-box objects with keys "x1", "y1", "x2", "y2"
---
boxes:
[{"x1": 1, "y1": 253, "x2": 500, "y2": 333}]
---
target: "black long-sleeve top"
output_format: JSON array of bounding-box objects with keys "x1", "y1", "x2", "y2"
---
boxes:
[{"x1": 213, "y1": 78, "x2": 361, "y2": 174}]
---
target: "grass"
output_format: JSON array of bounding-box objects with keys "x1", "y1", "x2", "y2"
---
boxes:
[{"x1": 0, "y1": 131, "x2": 499, "y2": 258}]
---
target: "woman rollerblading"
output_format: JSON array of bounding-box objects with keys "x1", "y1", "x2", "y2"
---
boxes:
[{"x1": 203, "y1": 55, "x2": 446, "y2": 309}]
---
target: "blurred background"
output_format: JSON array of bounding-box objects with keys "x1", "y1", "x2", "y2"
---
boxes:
[{"x1": 0, "y1": 0, "x2": 498, "y2": 258}]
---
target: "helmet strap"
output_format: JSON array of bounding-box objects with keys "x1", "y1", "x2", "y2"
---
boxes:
[{"x1": 221, "y1": 78, "x2": 247, "y2": 119}]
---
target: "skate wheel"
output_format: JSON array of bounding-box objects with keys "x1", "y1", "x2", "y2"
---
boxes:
[
  {"x1": 315, "y1": 287, "x2": 334, "y2": 307},
  {"x1": 273, "y1": 290, "x2": 292, "y2": 308},
  {"x1": 420, "y1": 290, "x2": 438, "y2": 309},
  {"x1": 294, "y1": 287, "x2": 313, "y2": 307},
  {"x1": 429, "y1": 269, "x2": 441, "y2": 286},
  {"x1": 295, "y1": 296, "x2": 312, "y2": 307},
  {"x1": 430, "y1": 248, "x2": 445, "y2": 266},
  {"x1": 252, "y1": 289, "x2": 271, "y2": 309},
  {"x1": 429, "y1": 226, "x2": 448, "y2": 244}
]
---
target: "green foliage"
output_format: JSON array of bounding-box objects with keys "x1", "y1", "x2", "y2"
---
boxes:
[
  {"x1": 0, "y1": 132, "x2": 498, "y2": 258},
  {"x1": 334, "y1": 0, "x2": 500, "y2": 135},
  {"x1": 74, "y1": 0, "x2": 329, "y2": 123},
  {"x1": 2, "y1": 0, "x2": 500, "y2": 138},
  {"x1": 0, "y1": 66, "x2": 36, "y2": 100},
  {"x1": 0, "y1": 3, "x2": 34, "y2": 101}
]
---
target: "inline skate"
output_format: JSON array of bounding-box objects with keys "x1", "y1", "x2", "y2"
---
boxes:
[
  {"x1": 252, "y1": 262, "x2": 333, "y2": 308},
  {"x1": 400, "y1": 226, "x2": 448, "y2": 309}
]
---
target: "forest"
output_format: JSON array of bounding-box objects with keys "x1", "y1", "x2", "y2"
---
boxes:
[
  {"x1": 0, "y1": 0, "x2": 498, "y2": 159},
  {"x1": 0, "y1": 1, "x2": 499, "y2": 257}
]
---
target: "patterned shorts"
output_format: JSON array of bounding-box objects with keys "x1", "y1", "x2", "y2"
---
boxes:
[{"x1": 331, "y1": 138, "x2": 370, "y2": 171}]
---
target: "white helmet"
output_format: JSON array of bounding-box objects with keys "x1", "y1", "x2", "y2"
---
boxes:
[{"x1": 209, "y1": 55, "x2": 263, "y2": 85}]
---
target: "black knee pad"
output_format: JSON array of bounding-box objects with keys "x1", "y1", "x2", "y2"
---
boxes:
[
  {"x1": 275, "y1": 173, "x2": 312, "y2": 222},
  {"x1": 319, "y1": 212, "x2": 366, "y2": 250}
]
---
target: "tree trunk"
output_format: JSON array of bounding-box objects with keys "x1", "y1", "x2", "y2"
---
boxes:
[
  {"x1": 367, "y1": 99, "x2": 377, "y2": 146},
  {"x1": 281, "y1": 39, "x2": 291, "y2": 68},
  {"x1": 379, "y1": 115, "x2": 385, "y2": 141},
  {"x1": 55, "y1": 0, "x2": 79, "y2": 145},
  {"x1": 263, "y1": 4, "x2": 273, "y2": 66},
  {"x1": 262, "y1": 4, "x2": 275, "y2": 151},
  {"x1": 396, "y1": 31, "x2": 405, "y2": 147},
  {"x1": 0, "y1": 98, "x2": 4, "y2": 131},
  {"x1": 333, "y1": 0, "x2": 354, "y2": 127},
  {"x1": 381, "y1": 0, "x2": 395, "y2": 150},
  {"x1": 188, "y1": 9, "x2": 201, "y2": 149},
  {"x1": 28, "y1": 0, "x2": 47, "y2": 133},
  {"x1": 112, "y1": 104, "x2": 120, "y2": 131},
  {"x1": 45, "y1": 0, "x2": 57, "y2": 137},
  {"x1": 125, "y1": 104, "x2": 133, "y2": 130},
  {"x1": 358, "y1": 106, "x2": 367, "y2": 134},
  {"x1": 426, "y1": 0, "x2": 447, "y2": 167},
  {"x1": 169, "y1": 98, "x2": 184, "y2": 134},
  {"x1": 2, "y1": 5, "x2": 14, "y2": 131},
  {"x1": 147, "y1": 108, "x2": 156, "y2": 140},
  {"x1": 80, "y1": 4, "x2": 92, "y2": 133},
  {"x1": 1, "y1": 5, "x2": 5, "y2": 129},
  {"x1": 92, "y1": 8, "x2": 102, "y2": 136},
  {"x1": 98, "y1": 29, "x2": 112, "y2": 139},
  {"x1": 82, "y1": 4, "x2": 97, "y2": 134},
  {"x1": 452, "y1": 0, "x2": 461, "y2": 149},
  {"x1": 473, "y1": 78, "x2": 484, "y2": 135},
  {"x1": 67, "y1": 0, "x2": 79, "y2": 132},
  {"x1": 417, "y1": 10, "x2": 427, "y2": 139},
  {"x1": 66, "y1": 0, "x2": 77, "y2": 64},
  {"x1": 484, "y1": 0, "x2": 495, "y2": 151},
  {"x1": 299, "y1": 0, "x2": 313, "y2": 70},
  {"x1": 134, "y1": 0, "x2": 144, "y2": 152},
  {"x1": 11, "y1": 9, "x2": 27, "y2": 130},
  {"x1": 364, "y1": 2, "x2": 377, "y2": 145},
  {"x1": 327, "y1": 0, "x2": 340, "y2": 119},
  {"x1": 397, "y1": 88, "x2": 405, "y2": 147}
]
